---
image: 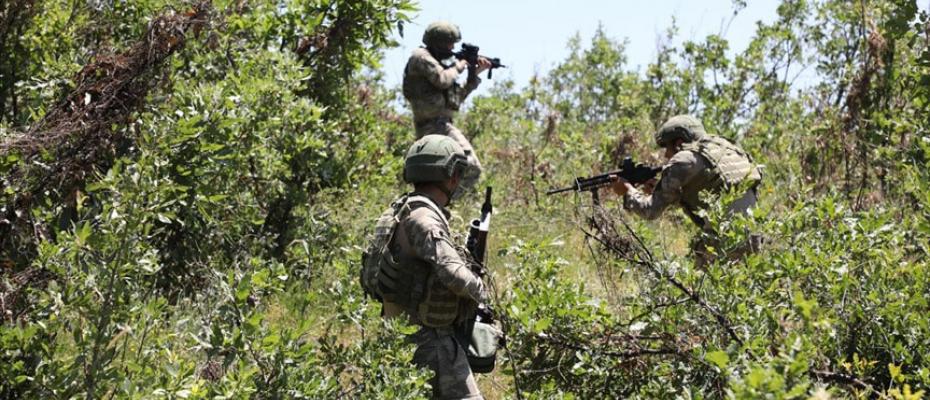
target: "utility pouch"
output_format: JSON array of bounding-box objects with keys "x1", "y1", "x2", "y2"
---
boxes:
[{"x1": 456, "y1": 316, "x2": 502, "y2": 373}]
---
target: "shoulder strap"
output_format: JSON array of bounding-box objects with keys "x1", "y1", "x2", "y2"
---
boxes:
[
  {"x1": 405, "y1": 194, "x2": 449, "y2": 227},
  {"x1": 376, "y1": 194, "x2": 410, "y2": 251}
]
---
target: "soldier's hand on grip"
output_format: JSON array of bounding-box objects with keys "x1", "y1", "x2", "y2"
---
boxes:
[
  {"x1": 476, "y1": 57, "x2": 492, "y2": 74},
  {"x1": 610, "y1": 175, "x2": 631, "y2": 196}
]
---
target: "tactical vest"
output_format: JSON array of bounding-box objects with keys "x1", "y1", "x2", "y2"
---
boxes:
[
  {"x1": 686, "y1": 135, "x2": 761, "y2": 186},
  {"x1": 362, "y1": 194, "x2": 465, "y2": 328},
  {"x1": 678, "y1": 135, "x2": 761, "y2": 226}
]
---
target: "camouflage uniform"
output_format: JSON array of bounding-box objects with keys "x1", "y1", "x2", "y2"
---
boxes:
[
  {"x1": 623, "y1": 140, "x2": 759, "y2": 221},
  {"x1": 624, "y1": 133, "x2": 761, "y2": 267},
  {"x1": 381, "y1": 192, "x2": 487, "y2": 400},
  {"x1": 403, "y1": 47, "x2": 483, "y2": 190}
]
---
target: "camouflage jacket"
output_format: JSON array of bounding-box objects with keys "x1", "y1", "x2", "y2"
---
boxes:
[
  {"x1": 384, "y1": 192, "x2": 487, "y2": 327},
  {"x1": 624, "y1": 136, "x2": 759, "y2": 227},
  {"x1": 402, "y1": 47, "x2": 480, "y2": 124}
]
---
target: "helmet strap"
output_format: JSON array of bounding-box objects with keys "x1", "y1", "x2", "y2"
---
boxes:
[
  {"x1": 427, "y1": 45, "x2": 454, "y2": 61},
  {"x1": 437, "y1": 169, "x2": 464, "y2": 205},
  {"x1": 436, "y1": 181, "x2": 456, "y2": 205}
]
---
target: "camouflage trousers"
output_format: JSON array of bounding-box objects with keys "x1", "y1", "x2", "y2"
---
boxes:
[
  {"x1": 414, "y1": 117, "x2": 482, "y2": 191},
  {"x1": 692, "y1": 233, "x2": 764, "y2": 269},
  {"x1": 410, "y1": 326, "x2": 483, "y2": 400},
  {"x1": 692, "y1": 189, "x2": 763, "y2": 268}
]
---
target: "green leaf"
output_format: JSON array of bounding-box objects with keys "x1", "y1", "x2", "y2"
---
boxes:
[
  {"x1": 75, "y1": 221, "x2": 92, "y2": 246},
  {"x1": 262, "y1": 333, "x2": 280, "y2": 347},
  {"x1": 706, "y1": 350, "x2": 729, "y2": 369},
  {"x1": 890, "y1": 363, "x2": 903, "y2": 383},
  {"x1": 532, "y1": 317, "x2": 552, "y2": 333},
  {"x1": 156, "y1": 213, "x2": 172, "y2": 224},
  {"x1": 793, "y1": 291, "x2": 816, "y2": 320},
  {"x1": 236, "y1": 277, "x2": 252, "y2": 302},
  {"x1": 397, "y1": 324, "x2": 419, "y2": 335}
]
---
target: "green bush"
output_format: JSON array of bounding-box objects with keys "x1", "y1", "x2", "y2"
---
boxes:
[{"x1": 3, "y1": 0, "x2": 930, "y2": 398}]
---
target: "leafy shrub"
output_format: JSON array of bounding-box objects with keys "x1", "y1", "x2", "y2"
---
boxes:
[{"x1": 4, "y1": 0, "x2": 930, "y2": 398}]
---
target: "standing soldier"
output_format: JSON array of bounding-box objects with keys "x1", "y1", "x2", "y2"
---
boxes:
[
  {"x1": 362, "y1": 135, "x2": 488, "y2": 399},
  {"x1": 403, "y1": 21, "x2": 492, "y2": 192},
  {"x1": 611, "y1": 115, "x2": 762, "y2": 267}
]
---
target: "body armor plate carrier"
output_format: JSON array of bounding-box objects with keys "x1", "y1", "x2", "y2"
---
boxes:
[{"x1": 361, "y1": 194, "x2": 456, "y2": 325}]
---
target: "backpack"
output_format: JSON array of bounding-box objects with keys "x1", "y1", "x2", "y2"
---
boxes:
[
  {"x1": 360, "y1": 196, "x2": 407, "y2": 301},
  {"x1": 360, "y1": 194, "x2": 446, "y2": 304}
]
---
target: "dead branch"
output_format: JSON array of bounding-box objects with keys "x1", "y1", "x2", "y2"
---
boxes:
[
  {"x1": 811, "y1": 369, "x2": 888, "y2": 399},
  {"x1": 535, "y1": 331, "x2": 690, "y2": 360},
  {"x1": 583, "y1": 204, "x2": 745, "y2": 347},
  {"x1": 0, "y1": 1, "x2": 212, "y2": 264},
  {"x1": 0, "y1": 266, "x2": 56, "y2": 323}
]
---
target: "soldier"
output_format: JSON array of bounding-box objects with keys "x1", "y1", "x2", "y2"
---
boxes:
[
  {"x1": 403, "y1": 21, "x2": 492, "y2": 191},
  {"x1": 365, "y1": 135, "x2": 488, "y2": 399},
  {"x1": 611, "y1": 115, "x2": 762, "y2": 267}
]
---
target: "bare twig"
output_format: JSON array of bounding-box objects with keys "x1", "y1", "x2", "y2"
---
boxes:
[
  {"x1": 536, "y1": 332, "x2": 689, "y2": 360},
  {"x1": 583, "y1": 204, "x2": 745, "y2": 347},
  {"x1": 811, "y1": 369, "x2": 888, "y2": 399}
]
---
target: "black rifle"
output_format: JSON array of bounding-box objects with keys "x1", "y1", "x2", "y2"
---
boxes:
[
  {"x1": 454, "y1": 43, "x2": 505, "y2": 79},
  {"x1": 466, "y1": 187, "x2": 492, "y2": 276},
  {"x1": 466, "y1": 187, "x2": 494, "y2": 323},
  {"x1": 547, "y1": 157, "x2": 662, "y2": 195}
]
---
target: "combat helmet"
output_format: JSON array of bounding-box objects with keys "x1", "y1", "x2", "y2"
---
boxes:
[
  {"x1": 404, "y1": 134, "x2": 468, "y2": 183},
  {"x1": 422, "y1": 21, "x2": 461, "y2": 49},
  {"x1": 654, "y1": 114, "x2": 707, "y2": 147}
]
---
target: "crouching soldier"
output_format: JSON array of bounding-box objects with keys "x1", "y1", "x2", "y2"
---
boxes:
[{"x1": 612, "y1": 115, "x2": 763, "y2": 267}]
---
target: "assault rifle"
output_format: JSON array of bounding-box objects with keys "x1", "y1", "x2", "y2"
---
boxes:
[
  {"x1": 454, "y1": 43, "x2": 506, "y2": 79},
  {"x1": 547, "y1": 157, "x2": 662, "y2": 196},
  {"x1": 466, "y1": 187, "x2": 495, "y2": 324},
  {"x1": 466, "y1": 187, "x2": 492, "y2": 277}
]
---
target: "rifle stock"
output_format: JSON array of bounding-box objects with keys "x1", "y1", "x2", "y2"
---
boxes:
[{"x1": 466, "y1": 187, "x2": 492, "y2": 276}]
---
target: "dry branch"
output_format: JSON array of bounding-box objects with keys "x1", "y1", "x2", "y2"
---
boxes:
[
  {"x1": 0, "y1": 2, "x2": 212, "y2": 264},
  {"x1": 535, "y1": 331, "x2": 690, "y2": 360},
  {"x1": 2, "y1": 1, "x2": 211, "y2": 180},
  {"x1": 811, "y1": 369, "x2": 887, "y2": 399},
  {"x1": 0, "y1": 266, "x2": 55, "y2": 323},
  {"x1": 582, "y1": 204, "x2": 745, "y2": 347}
]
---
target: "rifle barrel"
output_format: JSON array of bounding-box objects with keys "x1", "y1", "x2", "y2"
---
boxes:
[{"x1": 546, "y1": 186, "x2": 577, "y2": 195}]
